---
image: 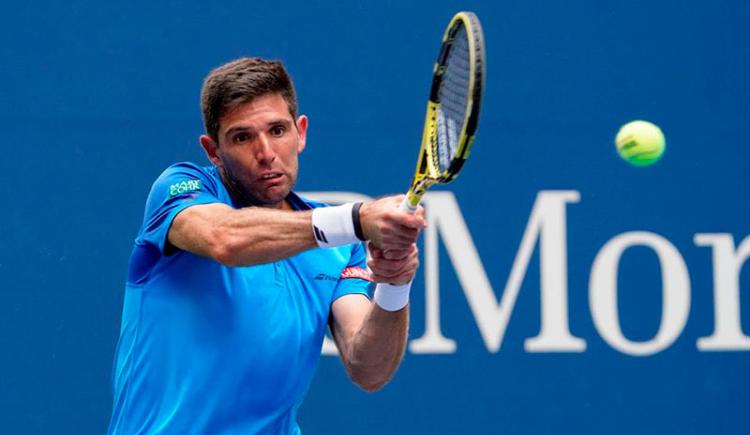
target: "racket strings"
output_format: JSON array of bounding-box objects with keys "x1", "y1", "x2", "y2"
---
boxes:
[{"x1": 436, "y1": 25, "x2": 473, "y2": 172}]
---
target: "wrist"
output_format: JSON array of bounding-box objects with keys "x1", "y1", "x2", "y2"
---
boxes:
[
  {"x1": 311, "y1": 202, "x2": 365, "y2": 248},
  {"x1": 351, "y1": 202, "x2": 365, "y2": 241},
  {"x1": 373, "y1": 282, "x2": 411, "y2": 311}
]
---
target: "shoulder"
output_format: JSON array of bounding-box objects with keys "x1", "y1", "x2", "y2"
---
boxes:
[
  {"x1": 140, "y1": 162, "x2": 222, "y2": 213},
  {"x1": 154, "y1": 162, "x2": 217, "y2": 185},
  {"x1": 149, "y1": 162, "x2": 219, "y2": 195}
]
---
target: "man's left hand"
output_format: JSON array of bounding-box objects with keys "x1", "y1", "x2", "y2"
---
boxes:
[{"x1": 367, "y1": 243, "x2": 419, "y2": 285}]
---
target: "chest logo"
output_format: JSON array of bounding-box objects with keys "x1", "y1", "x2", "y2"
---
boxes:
[{"x1": 315, "y1": 273, "x2": 338, "y2": 281}]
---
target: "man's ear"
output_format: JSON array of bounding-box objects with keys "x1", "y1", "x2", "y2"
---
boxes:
[
  {"x1": 295, "y1": 115, "x2": 308, "y2": 153},
  {"x1": 200, "y1": 135, "x2": 222, "y2": 166}
]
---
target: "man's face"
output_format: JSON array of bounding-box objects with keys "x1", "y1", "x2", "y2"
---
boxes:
[{"x1": 200, "y1": 93, "x2": 307, "y2": 208}]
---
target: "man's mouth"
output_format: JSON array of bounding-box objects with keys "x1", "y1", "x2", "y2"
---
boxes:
[
  {"x1": 258, "y1": 172, "x2": 284, "y2": 182},
  {"x1": 258, "y1": 172, "x2": 284, "y2": 187}
]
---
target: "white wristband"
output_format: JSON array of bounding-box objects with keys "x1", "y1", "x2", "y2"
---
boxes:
[
  {"x1": 311, "y1": 203, "x2": 359, "y2": 248},
  {"x1": 373, "y1": 282, "x2": 411, "y2": 311}
]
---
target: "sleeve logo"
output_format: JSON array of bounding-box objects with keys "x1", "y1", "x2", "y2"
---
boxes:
[
  {"x1": 340, "y1": 266, "x2": 373, "y2": 282},
  {"x1": 169, "y1": 179, "x2": 202, "y2": 197}
]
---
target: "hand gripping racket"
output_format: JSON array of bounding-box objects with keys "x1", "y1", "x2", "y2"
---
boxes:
[{"x1": 401, "y1": 11, "x2": 486, "y2": 213}]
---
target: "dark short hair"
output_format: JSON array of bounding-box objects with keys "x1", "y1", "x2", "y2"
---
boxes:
[{"x1": 200, "y1": 57, "x2": 298, "y2": 141}]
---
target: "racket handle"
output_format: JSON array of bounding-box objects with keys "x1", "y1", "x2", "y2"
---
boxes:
[{"x1": 400, "y1": 197, "x2": 418, "y2": 214}]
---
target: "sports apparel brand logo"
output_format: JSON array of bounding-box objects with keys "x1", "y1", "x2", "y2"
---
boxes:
[
  {"x1": 340, "y1": 266, "x2": 373, "y2": 282},
  {"x1": 312, "y1": 225, "x2": 328, "y2": 244},
  {"x1": 169, "y1": 180, "x2": 202, "y2": 197},
  {"x1": 315, "y1": 273, "x2": 338, "y2": 281}
]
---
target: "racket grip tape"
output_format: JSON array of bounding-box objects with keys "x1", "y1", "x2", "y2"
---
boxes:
[{"x1": 400, "y1": 196, "x2": 418, "y2": 214}]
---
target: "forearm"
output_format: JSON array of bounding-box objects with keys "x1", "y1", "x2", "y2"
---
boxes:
[
  {"x1": 169, "y1": 204, "x2": 317, "y2": 266},
  {"x1": 346, "y1": 303, "x2": 409, "y2": 392},
  {"x1": 212, "y1": 207, "x2": 317, "y2": 265}
]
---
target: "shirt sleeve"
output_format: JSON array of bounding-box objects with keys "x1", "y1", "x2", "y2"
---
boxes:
[
  {"x1": 331, "y1": 241, "x2": 374, "y2": 302},
  {"x1": 138, "y1": 162, "x2": 223, "y2": 254}
]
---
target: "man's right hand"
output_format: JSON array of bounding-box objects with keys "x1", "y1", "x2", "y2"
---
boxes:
[{"x1": 358, "y1": 195, "x2": 425, "y2": 252}]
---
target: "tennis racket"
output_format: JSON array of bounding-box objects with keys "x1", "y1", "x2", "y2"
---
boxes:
[{"x1": 401, "y1": 11, "x2": 485, "y2": 213}]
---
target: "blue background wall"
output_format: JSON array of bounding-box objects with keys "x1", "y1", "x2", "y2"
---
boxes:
[{"x1": 1, "y1": 1, "x2": 748, "y2": 434}]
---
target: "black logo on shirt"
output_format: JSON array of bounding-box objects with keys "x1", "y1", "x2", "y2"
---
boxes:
[{"x1": 315, "y1": 273, "x2": 338, "y2": 281}]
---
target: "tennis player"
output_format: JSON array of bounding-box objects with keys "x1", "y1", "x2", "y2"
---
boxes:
[{"x1": 107, "y1": 57, "x2": 424, "y2": 434}]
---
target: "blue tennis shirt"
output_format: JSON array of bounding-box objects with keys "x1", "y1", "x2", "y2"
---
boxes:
[{"x1": 108, "y1": 162, "x2": 372, "y2": 435}]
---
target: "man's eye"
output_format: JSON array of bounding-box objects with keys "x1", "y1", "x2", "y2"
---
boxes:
[
  {"x1": 233, "y1": 133, "x2": 249, "y2": 143},
  {"x1": 270, "y1": 126, "x2": 286, "y2": 137}
]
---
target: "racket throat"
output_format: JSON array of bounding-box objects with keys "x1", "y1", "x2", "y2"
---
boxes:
[{"x1": 406, "y1": 178, "x2": 436, "y2": 208}]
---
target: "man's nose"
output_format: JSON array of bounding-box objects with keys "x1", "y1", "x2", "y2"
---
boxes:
[{"x1": 255, "y1": 134, "x2": 277, "y2": 165}]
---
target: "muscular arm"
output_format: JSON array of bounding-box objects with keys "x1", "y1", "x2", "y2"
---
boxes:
[
  {"x1": 169, "y1": 203, "x2": 316, "y2": 266},
  {"x1": 330, "y1": 295, "x2": 408, "y2": 392},
  {"x1": 330, "y1": 243, "x2": 419, "y2": 392},
  {"x1": 168, "y1": 196, "x2": 425, "y2": 267}
]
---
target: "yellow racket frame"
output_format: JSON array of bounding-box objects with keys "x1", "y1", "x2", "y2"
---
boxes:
[{"x1": 403, "y1": 11, "x2": 485, "y2": 211}]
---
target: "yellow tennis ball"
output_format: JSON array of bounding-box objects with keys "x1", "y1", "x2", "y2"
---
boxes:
[{"x1": 615, "y1": 120, "x2": 666, "y2": 166}]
